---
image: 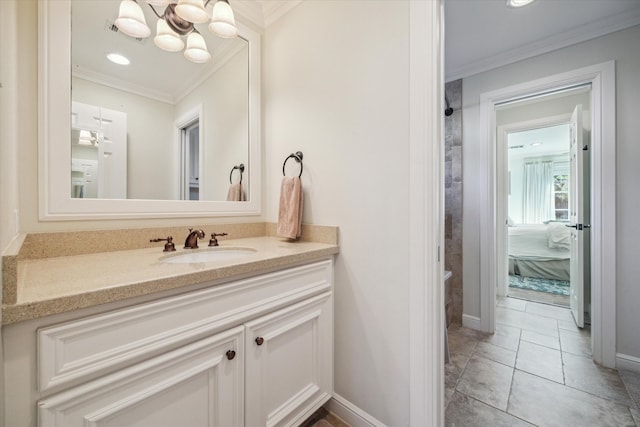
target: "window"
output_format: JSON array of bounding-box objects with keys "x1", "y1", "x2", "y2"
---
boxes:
[{"x1": 553, "y1": 161, "x2": 569, "y2": 220}]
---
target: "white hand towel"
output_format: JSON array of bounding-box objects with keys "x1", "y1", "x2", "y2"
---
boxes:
[{"x1": 277, "y1": 177, "x2": 303, "y2": 239}]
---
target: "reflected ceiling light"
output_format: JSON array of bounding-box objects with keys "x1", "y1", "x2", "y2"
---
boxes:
[
  {"x1": 115, "y1": 0, "x2": 151, "y2": 38},
  {"x1": 530, "y1": 142, "x2": 543, "y2": 147},
  {"x1": 114, "y1": 0, "x2": 238, "y2": 64},
  {"x1": 78, "y1": 130, "x2": 98, "y2": 146},
  {"x1": 210, "y1": 0, "x2": 238, "y2": 38},
  {"x1": 184, "y1": 30, "x2": 212, "y2": 63},
  {"x1": 154, "y1": 18, "x2": 185, "y2": 51},
  {"x1": 106, "y1": 52, "x2": 131, "y2": 65},
  {"x1": 175, "y1": 0, "x2": 210, "y2": 24},
  {"x1": 506, "y1": 0, "x2": 536, "y2": 7}
]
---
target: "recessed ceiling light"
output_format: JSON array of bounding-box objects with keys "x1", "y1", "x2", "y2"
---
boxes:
[
  {"x1": 506, "y1": 0, "x2": 535, "y2": 8},
  {"x1": 106, "y1": 53, "x2": 130, "y2": 65}
]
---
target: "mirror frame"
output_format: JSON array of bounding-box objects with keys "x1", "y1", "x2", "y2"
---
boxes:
[{"x1": 38, "y1": 0, "x2": 261, "y2": 220}]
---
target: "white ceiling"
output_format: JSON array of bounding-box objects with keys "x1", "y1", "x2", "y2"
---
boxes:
[
  {"x1": 73, "y1": 0, "x2": 640, "y2": 101},
  {"x1": 507, "y1": 123, "x2": 570, "y2": 161},
  {"x1": 445, "y1": 0, "x2": 640, "y2": 81},
  {"x1": 71, "y1": 0, "x2": 249, "y2": 103},
  {"x1": 71, "y1": 0, "x2": 302, "y2": 104}
]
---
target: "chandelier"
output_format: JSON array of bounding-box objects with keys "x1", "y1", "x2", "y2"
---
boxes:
[{"x1": 115, "y1": 0, "x2": 238, "y2": 64}]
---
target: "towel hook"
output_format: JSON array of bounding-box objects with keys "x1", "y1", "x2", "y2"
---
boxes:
[
  {"x1": 282, "y1": 151, "x2": 303, "y2": 178},
  {"x1": 229, "y1": 164, "x2": 245, "y2": 184}
]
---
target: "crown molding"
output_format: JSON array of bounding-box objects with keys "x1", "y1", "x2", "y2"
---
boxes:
[
  {"x1": 446, "y1": 8, "x2": 640, "y2": 82},
  {"x1": 231, "y1": 0, "x2": 266, "y2": 29},
  {"x1": 72, "y1": 67, "x2": 175, "y2": 104},
  {"x1": 232, "y1": 0, "x2": 304, "y2": 29},
  {"x1": 261, "y1": 0, "x2": 303, "y2": 27}
]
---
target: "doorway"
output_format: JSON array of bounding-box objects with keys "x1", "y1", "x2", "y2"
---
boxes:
[
  {"x1": 495, "y1": 86, "x2": 591, "y2": 327},
  {"x1": 181, "y1": 120, "x2": 200, "y2": 201},
  {"x1": 478, "y1": 62, "x2": 616, "y2": 368}
]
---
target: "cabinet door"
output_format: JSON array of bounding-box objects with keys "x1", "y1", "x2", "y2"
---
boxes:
[
  {"x1": 245, "y1": 292, "x2": 333, "y2": 427},
  {"x1": 38, "y1": 326, "x2": 244, "y2": 427}
]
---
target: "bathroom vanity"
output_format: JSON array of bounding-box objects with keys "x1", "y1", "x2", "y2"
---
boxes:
[{"x1": 2, "y1": 226, "x2": 338, "y2": 427}]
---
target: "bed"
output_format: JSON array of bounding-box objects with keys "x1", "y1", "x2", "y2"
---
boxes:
[{"x1": 508, "y1": 223, "x2": 571, "y2": 281}]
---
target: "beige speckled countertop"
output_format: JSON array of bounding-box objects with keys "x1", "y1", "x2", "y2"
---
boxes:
[{"x1": 2, "y1": 224, "x2": 339, "y2": 325}]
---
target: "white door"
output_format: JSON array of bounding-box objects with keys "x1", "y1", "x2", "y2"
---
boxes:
[
  {"x1": 98, "y1": 106, "x2": 128, "y2": 199},
  {"x1": 569, "y1": 104, "x2": 585, "y2": 327}
]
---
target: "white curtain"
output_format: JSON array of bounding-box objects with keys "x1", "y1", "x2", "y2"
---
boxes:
[{"x1": 522, "y1": 161, "x2": 554, "y2": 224}]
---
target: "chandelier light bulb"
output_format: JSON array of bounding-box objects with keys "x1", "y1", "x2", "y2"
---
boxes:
[
  {"x1": 209, "y1": 0, "x2": 238, "y2": 38},
  {"x1": 175, "y1": 0, "x2": 210, "y2": 24},
  {"x1": 184, "y1": 31, "x2": 211, "y2": 63},
  {"x1": 154, "y1": 19, "x2": 185, "y2": 52},
  {"x1": 78, "y1": 130, "x2": 93, "y2": 146},
  {"x1": 115, "y1": 0, "x2": 151, "y2": 38}
]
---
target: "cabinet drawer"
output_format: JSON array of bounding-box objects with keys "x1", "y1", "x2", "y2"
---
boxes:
[
  {"x1": 39, "y1": 326, "x2": 244, "y2": 427},
  {"x1": 38, "y1": 260, "x2": 332, "y2": 393}
]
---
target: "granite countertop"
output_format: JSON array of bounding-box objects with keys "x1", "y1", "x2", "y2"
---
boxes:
[{"x1": 2, "y1": 226, "x2": 339, "y2": 325}]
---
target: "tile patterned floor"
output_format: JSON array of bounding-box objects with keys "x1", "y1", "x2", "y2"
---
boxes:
[{"x1": 445, "y1": 297, "x2": 640, "y2": 426}]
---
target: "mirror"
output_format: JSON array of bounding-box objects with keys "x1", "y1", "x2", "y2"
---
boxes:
[{"x1": 38, "y1": 1, "x2": 261, "y2": 220}]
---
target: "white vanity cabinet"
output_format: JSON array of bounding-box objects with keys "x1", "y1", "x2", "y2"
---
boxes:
[
  {"x1": 245, "y1": 292, "x2": 333, "y2": 426},
  {"x1": 39, "y1": 327, "x2": 245, "y2": 427},
  {"x1": 35, "y1": 260, "x2": 334, "y2": 427}
]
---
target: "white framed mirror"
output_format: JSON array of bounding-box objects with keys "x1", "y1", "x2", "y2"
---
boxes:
[{"x1": 38, "y1": 0, "x2": 261, "y2": 220}]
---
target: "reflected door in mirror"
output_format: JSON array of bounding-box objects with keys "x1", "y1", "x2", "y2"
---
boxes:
[{"x1": 71, "y1": 101, "x2": 127, "y2": 199}]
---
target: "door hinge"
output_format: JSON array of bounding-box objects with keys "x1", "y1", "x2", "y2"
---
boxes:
[{"x1": 437, "y1": 245, "x2": 440, "y2": 262}]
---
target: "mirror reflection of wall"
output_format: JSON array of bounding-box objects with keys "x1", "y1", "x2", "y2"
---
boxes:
[{"x1": 70, "y1": 0, "x2": 249, "y2": 202}]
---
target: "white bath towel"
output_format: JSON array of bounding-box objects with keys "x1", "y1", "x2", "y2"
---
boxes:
[{"x1": 277, "y1": 177, "x2": 303, "y2": 239}]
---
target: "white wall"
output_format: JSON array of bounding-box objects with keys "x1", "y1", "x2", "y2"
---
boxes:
[
  {"x1": 0, "y1": 0, "x2": 21, "y2": 420},
  {"x1": 175, "y1": 45, "x2": 249, "y2": 201},
  {"x1": 462, "y1": 25, "x2": 640, "y2": 359},
  {"x1": 264, "y1": 1, "x2": 411, "y2": 424}
]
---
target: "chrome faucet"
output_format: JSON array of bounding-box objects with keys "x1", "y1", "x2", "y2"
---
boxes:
[{"x1": 184, "y1": 228, "x2": 205, "y2": 249}]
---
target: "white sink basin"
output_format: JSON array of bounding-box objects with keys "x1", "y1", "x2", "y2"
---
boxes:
[{"x1": 161, "y1": 247, "x2": 256, "y2": 264}]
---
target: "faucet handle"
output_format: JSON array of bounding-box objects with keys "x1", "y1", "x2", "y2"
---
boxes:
[
  {"x1": 150, "y1": 236, "x2": 176, "y2": 252},
  {"x1": 209, "y1": 232, "x2": 228, "y2": 247}
]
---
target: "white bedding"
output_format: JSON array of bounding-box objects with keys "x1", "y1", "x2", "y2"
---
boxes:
[
  {"x1": 508, "y1": 224, "x2": 570, "y2": 261},
  {"x1": 508, "y1": 224, "x2": 571, "y2": 281}
]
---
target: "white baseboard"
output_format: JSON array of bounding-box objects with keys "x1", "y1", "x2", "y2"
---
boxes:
[
  {"x1": 462, "y1": 314, "x2": 481, "y2": 330},
  {"x1": 616, "y1": 353, "x2": 640, "y2": 373},
  {"x1": 326, "y1": 393, "x2": 387, "y2": 427}
]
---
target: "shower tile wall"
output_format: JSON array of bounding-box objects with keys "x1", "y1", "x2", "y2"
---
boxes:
[{"x1": 445, "y1": 79, "x2": 463, "y2": 326}]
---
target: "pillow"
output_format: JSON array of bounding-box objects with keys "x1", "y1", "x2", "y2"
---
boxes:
[{"x1": 547, "y1": 223, "x2": 571, "y2": 249}]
